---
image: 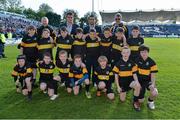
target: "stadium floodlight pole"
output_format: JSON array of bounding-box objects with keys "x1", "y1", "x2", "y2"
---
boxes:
[{"x1": 92, "y1": 0, "x2": 94, "y2": 12}]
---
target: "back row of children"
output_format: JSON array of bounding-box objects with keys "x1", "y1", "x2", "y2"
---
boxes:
[{"x1": 12, "y1": 25, "x2": 158, "y2": 111}]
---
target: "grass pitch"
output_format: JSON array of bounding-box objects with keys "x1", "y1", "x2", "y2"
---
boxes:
[{"x1": 0, "y1": 38, "x2": 180, "y2": 119}]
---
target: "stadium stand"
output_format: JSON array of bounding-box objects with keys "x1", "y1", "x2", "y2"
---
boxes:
[
  {"x1": 100, "y1": 10, "x2": 180, "y2": 24},
  {"x1": 0, "y1": 11, "x2": 41, "y2": 36},
  {"x1": 100, "y1": 10, "x2": 180, "y2": 37}
]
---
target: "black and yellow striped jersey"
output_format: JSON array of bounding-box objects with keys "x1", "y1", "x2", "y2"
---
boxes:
[
  {"x1": 56, "y1": 59, "x2": 72, "y2": 77},
  {"x1": 99, "y1": 34, "x2": 112, "y2": 48},
  {"x1": 37, "y1": 61, "x2": 55, "y2": 78},
  {"x1": 85, "y1": 36, "x2": 99, "y2": 57},
  {"x1": 113, "y1": 59, "x2": 138, "y2": 78},
  {"x1": 21, "y1": 34, "x2": 37, "y2": 48},
  {"x1": 72, "y1": 38, "x2": 86, "y2": 58},
  {"x1": 11, "y1": 63, "x2": 32, "y2": 78},
  {"x1": 21, "y1": 34, "x2": 38, "y2": 58},
  {"x1": 111, "y1": 36, "x2": 124, "y2": 53},
  {"x1": 127, "y1": 36, "x2": 144, "y2": 52},
  {"x1": 37, "y1": 37, "x2": 54, "y2": 50},
  {"x1": 94, "y1": 66, "x2": 113, "y2": 81},
  {"x1": 69, "y1": 65, "x2": 88, "y2": 79},
  {"x1": 135, "y1": 57, "x2": 158, "y2": 79},
  {"x1": 56, "y1": 35, "x2": 73, "y2": 52}
]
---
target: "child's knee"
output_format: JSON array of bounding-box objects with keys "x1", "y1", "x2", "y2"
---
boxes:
[
  {"x1": 67, "y1": 88, "x2": 72, "y2": 93},
  {"x1": 40, "y1": 83, "x2": 47, "y2": 90},
  {"x1": 22, "y1": 89, "x2": 28, "y2": 95},
  {"x1": 107, "y1": 93, "x2": 115, "y2": 100},
  {"x1": 84, "y1": 79, "x2": 90, "y2": 85},
  {"x1": 98, "y1": 82, "x2": 106, "y2": 90}
]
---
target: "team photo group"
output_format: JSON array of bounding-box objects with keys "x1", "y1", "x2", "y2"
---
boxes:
[{"x1": 11, "y1": 12, "x2": 158, "y2": 112}]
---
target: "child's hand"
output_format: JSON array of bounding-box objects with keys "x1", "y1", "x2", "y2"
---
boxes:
[
  {"x1": 15, "y1": 79, "x2": 20, "y2": 86},
  {"x1": 83, "y1": 34, "x2": 89, "y2": 39},
  {"x1": 68, "y1": 57, "x2": 73, "y2": 61},
  {"x1": 75, "y1": 81, "x2": 79, "y2": 86},
  {"x1": 81, "y1": 63, "x2": 86, "y2": 68}
]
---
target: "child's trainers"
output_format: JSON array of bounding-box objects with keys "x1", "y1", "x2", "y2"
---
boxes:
[
  {"x1": 50, "y1": 94, "x2": 59, "y2": 100},
  {"x1": 85, "y1": 92, "x2": 92, "y2": 99}
]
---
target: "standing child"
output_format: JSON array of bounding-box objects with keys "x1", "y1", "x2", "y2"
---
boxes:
[
  {"x1": 85, "y1": 29, "x2": 100, "y2": 86},
  {"x1": 94, "y1": 56, "x2": 114, "y2": 100},
  {"x1": 135, "y1": 45, "x2": 158, "y2": 110},
  {"x1": 113, "y1": 47, "x2": 141, "y2": 111},
  {"x1": 20, "y1": 25, "x2": 38, "y2": 87},
  {"x1": 127, "y1": 25, "x2": 144, "y2": 61},
  {"x1": 111, "y1": 27, "x2": 126, "y2": 67},
  {"x1": 99, "y1": 27, "x2": 112, "y2": 64},
  {"x1": 69, "y1": 55, "x2": 91, "y2": 99},
  {"x1": 37, "y1": 28, "x2": 54, "y2": 61},
  {"x1": 56, "y1": 26, "x2": 73, "y2": 60},
  {"x1": 11, "y1": 55, "x2": 33, "y2": 100},
  {"x1": 72, "y1": 28, "x2": 86, "y2": 61}
]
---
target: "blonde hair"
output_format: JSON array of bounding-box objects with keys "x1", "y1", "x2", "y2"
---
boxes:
[
  {"x1": 98, "y1": 56, "x2": 108, "y2": 63},
  {"x1": 59, "y1": 50, "x2": 68, "y2": 57}
]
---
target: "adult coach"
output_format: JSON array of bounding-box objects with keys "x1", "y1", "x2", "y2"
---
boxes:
[
  {"x1": 111, "y1": 13, "x2": 129, "y2": 38},
  {"x1": 83, "y1": 14, "x2": 102, "y2": 35},
  {"x1": 37, "y1": 17, "x2": 56, "y2": 40},
  {"x1": 60, "y1": 12, "x2": 79, "y2": 35}
]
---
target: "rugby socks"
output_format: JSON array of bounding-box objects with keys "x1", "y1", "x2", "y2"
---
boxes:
[
  {"x1": 85, "y1": 84, "x2": 90, "y2": 92},
  {"x1": 133, "y1": 95, "x2": 139, "y2": 102},
  {"x1": 54, "y1": 81, "x2": 58, "y2": 95},
  {"x1": 148, "y1": 97, "x2": 154, "y2": 102},
  {"x1": 28, "y1": 91, "x2": 32, "y2": 96}
]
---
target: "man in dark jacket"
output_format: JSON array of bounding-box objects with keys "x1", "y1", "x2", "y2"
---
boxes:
[
  {"x1": 83, "y1": 14, "x2": 102, "y2": 35},
  {"x1": 60, "y1": 12, "x2": 79, "y2": 35}
]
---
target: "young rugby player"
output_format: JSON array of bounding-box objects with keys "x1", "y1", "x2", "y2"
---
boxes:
[
  {"x1": 56, "y1": 26, "x2": 73, "y2": 60},
  {"x1": 54, "y1": 50, "x2": 72, "y2": 92},
  {"x1": 135, "y1": 45, "x2": 158, "y2": 110},
  {"x1": 20, "y1": 25, "x2": 38, "y2": 87},
  {"x1": 94, "y1": 56, "x2": 114, "y2": 100},
  {"x1": 85, "y1": 29, "x2": 100, "y2": 86},
  {"x1": 36, "y1": 53, "x2": 58, "y2": 100},
  {"x1": 111, "y1": 27, "x2": 127, "y2": 67},
  {"x1": 69, "y1": 55, "x2": 91, "y2": 99},
  {"x1": 72, "y1": 28, "x2": 86, "y2": 61},
  {"x1": 113, "y1": 47, "x2": 141, "y2": 111},
  {"x1": 99, "y1": 27, "x2": 112, "y2": 64},
  {"x1": 37, "y1": 28, "x2": 54, "y2": 61},
  {"x1": 127, "y1": 25, "x2": 144, "y2": 61},
  {"x1": 11, "y1": 55, "x2": 33, "y2": 100}
]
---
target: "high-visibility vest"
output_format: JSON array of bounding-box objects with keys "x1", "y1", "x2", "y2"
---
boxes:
[
  {"x1": 0, "y1": 33, "x2": 6, "y2": 43},
  {"x1": 7, "y1": 32, "x2": 12, "y2": 39}
]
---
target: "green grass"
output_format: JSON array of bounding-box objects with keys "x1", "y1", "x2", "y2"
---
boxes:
[{"x1": 0, "y1": 38, "x2": 180, "y2": 119}]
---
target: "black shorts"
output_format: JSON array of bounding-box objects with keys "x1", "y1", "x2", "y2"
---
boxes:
[
  {"x1": 59, "y1": 74, "x2": 71, "y2": 88},
  {"x1": 48, "y1": 80, "x2": 58, "y2": 89},
  {"x1": 119, "y1": 77, "x2": 134, "y2": 92},
  {"x1": 138, "y1": 77, "x2": 152, "y2": 99},
  {"x1": 97, "y1": 80, "x2": 113, "y2": 94},
  {"x1": 39, "y1": 77, "x2": 53, "y2": 88},
  {"x1": 19, "y1": 77, "x2": 28, "y2": 90}
]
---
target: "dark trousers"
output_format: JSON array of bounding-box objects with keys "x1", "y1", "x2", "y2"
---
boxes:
[{"x1": 0, "y1": 43, "x2": 5, "y2": 57}]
